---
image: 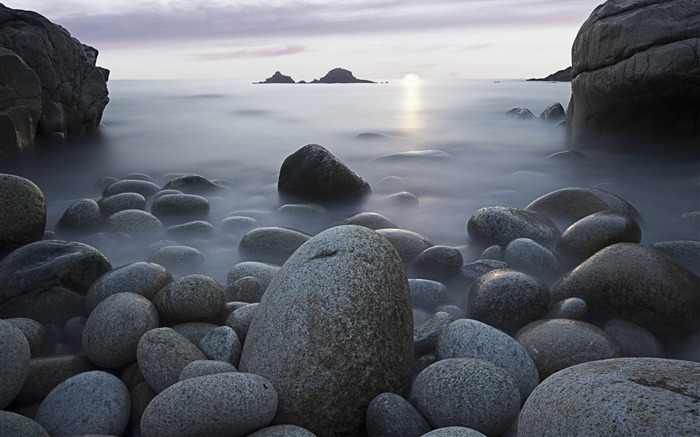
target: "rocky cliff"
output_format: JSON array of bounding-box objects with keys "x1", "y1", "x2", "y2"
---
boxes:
[
  {"x1": 528, "y1": 67, "x2": 571, "y2": 82},
  {"x1": 0, "y1": 5, "x2": 109, "y2": 154}
]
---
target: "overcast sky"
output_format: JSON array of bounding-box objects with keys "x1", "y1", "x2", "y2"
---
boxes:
[{"x1": 4, "y1": 0, "x2": 603, "y2": 80}]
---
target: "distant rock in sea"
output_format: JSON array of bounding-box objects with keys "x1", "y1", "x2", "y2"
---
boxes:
[
  {"x1": 310, "y1": 68, "x2": 375, "y2": 84},
  {"x1": 0, "y1": 4, "x2": 109, "y2": 154},
  {"x1": 256, "y1": 71, "x2": 295, "y2": 84},
  {"x1": 527, "y1": 67, "x2": 572, "y2": 82}
]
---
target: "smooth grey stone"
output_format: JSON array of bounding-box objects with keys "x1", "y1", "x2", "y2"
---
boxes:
[
  {"x1": 6, "y1": 317, "x2": 46, "y2": 357},
  {"x1": 105, "y1": 209, "x2": 163, "y2": 234},
  {"x1": 525, "y1": 187, "x2": 640, "y2": 227},
  {"x1": 552, "y1": 243, "x2": 700, "y2": 331},
  {"x1": 55, "y1": 199, "x2": 101, "y2": 234},
  {"x1": 680, "y1": 211, "x2": 700, "y2": 229},
  {"x1": 0, "y1": 319, "x2": 31, "y2": 408},
  {"x1": 224, "y1": 276, "x2": 265, "y2": 303},
  {"x1": 556, "y1": 211, "x2": 641, "y2": 263},
  {"x1": 0, "y1": 240, "x2": 111, "y2": 304},
  {"x1": 150, "y1": 193, "x2": 210, "y2": 223},
  {"x1": 146, "y1": 189, "x2": 182, "y2": 209},
  {"x1": 62, "y1": 316, "x2": 86, "y2": 347},
  {"x1": 479, "y1": 245, "x2": 503, "y2": 261},
  {"x1": 35, "y1": 371, "x2": 130, "y2": 437},
  {"x1": 378, "y1": 176, "x2": 404, "y2": 192},
  {"x1": 460, "y1": 259, "x2": 508, "y2": 284},
  {"x1": 376, "y1": 228, "x2": 433, "y2": 265},
  {"x1": 153, "y1": 274, "x2": 225, "y2": 324},
  {"x1": 140, "y1": 372, "x2": 277, "y2": 437},
  {"x1": 85, "y1": 261, "x2": 173, "y2": 312},
  {"x1": 603, "y1": 318, "x2": 664, "y2": 358},
  {"x1": 98, "y1": 192, "x2": 146, "y2": 217},
  {"x1": 539, "y1": 102, "x2": 565, "y2": 122},
  {"x1": 148, "y1": 245, "x2": 204, "y2": 272},
  {"x1": 410, "y1": 358, "x2": 520, "y2": 436},
  {"x1": 409, "y1": 279, "x2": 447, "y2": 310},
  {"x1": 421, "y1": 427, "x2": 487, "y2": 437},
  {"x1": 0, "y1": 285, "x2": 86, "y2": 326},
  {"x1": 566, "y1": 0, "x2": 700, "y2": 144},
  {"x1": 0, "y1": 410, "x2": 49, "y2": 437},
  {"x1": 468, "y1": 269, "x2": 549, "y2": 331},
  {"x1": 226, "y1": 261, "x2": 280, "y2": 289},
  {"x1": 543, "y1": 297, "x2": 588, "y2": 320},
  {"x1": 166, "y1": 220, "x2": 215, "y2": 237},
  {"x1": 515, "y1": 319, "x2": 621, "y2": 380},
  {"x1": 507, "y1": 108, "x2": 536, "y2": 120},
  {"x1": 414, "y1": 245, "x2": 463, "y2": 281},
  {"x1": 136, "y1": 327, "x2": 206, "y2": 393},
  {"x1": 277, "y1": 144, "x2": 371, "y2": 202},
  {"x1": 240, "y1": 225, "x2": 412, "y2": 436},
  {"x1": 435, "y1": 305, "x2": 466, "y2": 320},
  {"x1": 199, "y1": 326, "x2": 242, "y2": 367},
  {"x1": 467, "y1": 206, "x2": 560, "y2": 248},
  {"x1": 102, "y1": 179, "x2": 160, "y2": 199},
  {"x1": 414, "y1": 354, "x2": 437, "y2": 376},
  {"x1": 95, "y1": 177, "x2": 119, "y2": 192},
  {"x1": 504, "y1": 237, "x2": 561, "y2": 280},
  {"x1": 129, "y1": 380, "x2": 157, "y2": 430},
  {"x1": 276, "y1": 203, "x2": 327, "y2": 231},
  {"x1": 518, "y1": 358, "x2": 700, "y2": 436},
  {"x1": 341, "y1": 212, "x2": 397, "y2": 230},
  {"x1": 652, "y1": 240, "x2": 700, "y2": 274},
  {"x1": 122, "y1": 172, "x2": 154, "y2": 182},
  {"x1": 170, "y1": 322, "x2": 219, "y2": 346},
  {"x1": 219, "y1": 216, "x2": 262, "y2": 237},
  {"x1": 83, "y1": 292, "x2": 159, "y2": 368},
  {"x1": 366, "y1": 392, "x2": 430, "y2": 437},
  {"x1": 161, "y1": 174, "x2": 225, "y2": 195},
  {"x1": 238, "y1": 226, "x2": 311, "y2": 265},
  {"x1": 178, "y1": 360, "x2": 237, "y2": 381},
  {"x1": 225, "y1": 303, "x2": 259, "y2": 343},
  {"x1": 0, "y1": 174, "x2": 46, "y2": 257},
  {"x1": 370, "y1": 150, "x2": 451, "y2": 162},
  {"x1": 12, "y1": 354, "x2": 94, "y2": 406},
  {"x1": 381, "y1": 191, "x2": 420, "y2": 207},
  {"x1": 414, "y1": 312, "x2": 453, "y2": 356},
  {"x1": 437, "y1": 319, "x2": 539, "y2": 402},
  {"x1": 247, "y1": 424, "x2": 317, "y2": 436}
]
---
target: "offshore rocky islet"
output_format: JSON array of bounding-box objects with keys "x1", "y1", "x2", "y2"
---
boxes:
[{"x1": 0, "y1": 142, "x2": 699, "y2": 436}]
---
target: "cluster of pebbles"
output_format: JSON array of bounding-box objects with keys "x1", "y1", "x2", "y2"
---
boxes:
[{"x1": 0, "y1": 144, "x2": 699, "y2": 437}]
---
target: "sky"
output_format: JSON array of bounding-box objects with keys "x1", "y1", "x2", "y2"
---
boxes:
[{"x1": 4, "y1": 0, "x2": 604, "y2": 81}]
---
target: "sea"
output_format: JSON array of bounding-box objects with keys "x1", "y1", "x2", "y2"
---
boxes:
[{"x1": 2, "y1": 80, "x2": 699, "y2": 355}]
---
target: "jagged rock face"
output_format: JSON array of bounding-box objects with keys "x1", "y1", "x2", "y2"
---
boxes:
[
  {"x1": 0, "y1": 5, "x2": 109, "y2": 151},
  {"x1": 567, "y1": 0, "x2": 700, "y2": 147},
  {"x1": 0, "y1": 48, "x2": 41, "y2": 154}
]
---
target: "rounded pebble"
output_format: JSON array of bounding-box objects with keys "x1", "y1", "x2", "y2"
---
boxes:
[
  {"x1": 409, "y1": 279, "x2": 447, "y2": 310},
  {"x1": 467, "y1": 206, "x2": 560, "y2": 248},
  {"x1": 98, "y1": 192, "x2": 146, "y2": 217},
  {"x1": 226, "y1": 261, "x2": 280, "y2": 289},
  {"x1": 85, "y1": 261, "x2": 173, "y2": 312},
  {"x1": 504, "y1": 237, "x2": 560, "y2": 280},
  {"x1": 238, "y1": 226, "x2": 311, "y2": 264},
  {"x1": 341, "y1": 212, "x2": 397, "y2": 230},
  {"x1": 105, "y1": 209, "x2": 163, "y2": 234},
  {"x1": 0, "y1": 319, "x2": 31, "y2": 408},
  {"x1": 55, "y1": 199, "x2": 101, "y2": 234},
  {"x1": 556, "y1": 211, "x2": 641, "y2": 263},
  {"x1": 366, "y1": 392, "x2": 431, "y2": 437},
  {"x1": 0, "y1": 410, "x2": 50, "y2": 437},
  {"x1": 102, "y1": 179, "x2": 161, "y2": 199},
  {"x1": 414, "y1": 245, "x2": 463, "y2": 281},
  {"x1": 376, "y1": 228, "x2": 433, "y2": 265},
  {"x1": 198, "y1": 325, "x2": 242, "y2": 366},
  {"x1": 6, "y1": 317, "x2": 47, "y2": 357},
  {"x1": 153, "y1": 274, "x2": 225, "y2": 324},
  {"x1": 543, "y1": 297, "x2": 588, "y2": 320},
  {"x1": 603, "y1": 318, "x2": 664, "y2": 358},
  {"x1": 178, "y1": 360, "x2": 237, "y2": 381},
  {"x1": 219, "y1": 215, "x2": 262, "y2": 237},
  {"x1": 0, "y1": 174, "x2": 46, "y2": 257},
  {"x1": 224, "y1": 275, "x2": 266, "y2": 303},
  {"x1": 148, "y1": 245, "x2": 204, "y2": 272}
]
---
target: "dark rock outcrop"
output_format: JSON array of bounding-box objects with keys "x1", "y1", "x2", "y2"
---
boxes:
[
  {"x1": 527, "y1": 67, "x2": 572, "y2": 82},
  {"x1": 310, "y1": 68, "x2": 375, "y2": 83},
  {"x1": 0, "y1": 5, "x2": 109, "y2": 153},
  {"x1": 566, "y1": 0, "x2": 700, "y2": 146},
  {"x1": 256, "y1": 71, "x2": 295, "y2": 84}
]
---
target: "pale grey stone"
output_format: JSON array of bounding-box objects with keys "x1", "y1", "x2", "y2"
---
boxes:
[
  {"x1": 247, "y1": 424, "x2": 316, "y2": 436},
  {"x1": 0, "y1": 174, "x2": 45, "y2": 257},
  {"x1": 0, "y1": 319, "x2": 31, "y2": 408},
  {"x1": 153, "y1": 274, "x2": 225, "y2": 324},
  {"x1": 603, "y1": 318, "x2": 664, "y2": 358},
  {"x1": 409, "y1": 279, "x2": 447, "y2": 310},
  {"x1": 376, "y1": 228, "x2": 433, "y2": 264},
  {"x1": 98, "y1": 192, "x2": 146, "y2": 217},
  {"x1": 543, "y1": 297, "x2": 588, "y2": 320},
  {"x1": 479, "y1": 245, "x2": 503, "y2": 261},
  {"x1": 85, "y1": 261, "x2": 173, "y2": 312},
  {"x1": 226, "y1": 261, "x2": 280, "y2": 289},
  {"x1": 0, "y1": 411, "x2": 49, "y2": 437},
  {"x1": 410, "y1": 358, "x2": 520, "y2": 436},
  {"x1": 178, "y1": 360, "x2": 237, "y2": 381},
  {"x1": 556, "y1": 211, "x2": 641, "y2": 263},
  {"x1": 170, "y1": 322, "x2": 219, "y2": 346},
  {"x1": 218, "y1": 216, "x2": 262, "y2": 237},
  {"x1": 467, "y1": 206, "x2": 560, "y2": 248},
  {"x1": 140, "y1": 372, "x2": 277, "y2": 437},
  {"x1": 199, "y1": 326, "x2": 242, "y2": 367},
  {"x1": 35, "y1": 371, "x2": 130, "y2": 437},
  {"x1": 136, "y1": 327, "x2": 206, "y2": 393},
  {"x1": 504, "y1": 237, "x2": 561, "y2": 279},
  {"x1": 421, "y1": 428, "x2": 487, "y2": 437},
  {"x1": 55, "y1": 199, "x2": 101, "y2": 234},
  {"x1": 225, "y1": 303, "x2": 259, "y2": 343},
  {"x1": 240, "y1": 225, "x2": 412, "y2": 436},
  {"x1": 518, "y1": 358, "x2": 700, "y2": 436},
  {"x1": 515, "y1": 318, "x2": 621, "y2": 380},
  {"x1": 83, "y1": 292, "x2": 159, "y2": 368},
  {"x1": 6, "y1": 317, "x2": 46, "y2": 357},
  {"x1": 341, "y1": 212, "x2": 397, "y2": 230},
  {"x1": 105, "y1": 209, "x2": 163, "y2": 234},
  {"x1": 148, "y1": 245, "x2": 204, "y2": 272},
  {"x1": 366, "y1": 392, "x2": 430, "y2": 437},
  {"x1": 102, "y1": 180, "x2": 160, "y2": 199},
  {"x1": 381, "y1": 191, "x2": 420, "y2": 207},
  {"x1": 224, "y1": 275, "x2": 265, "y2": 303},
  {"x1": 238, "y1": 226, "x2": 311, "y2": 265},
  {"x1": 166, "y1": 220, "x2": 215, "y2": 237},
  {"x1": 437, "y1": 319, "x2": 539, "y2": 402}
]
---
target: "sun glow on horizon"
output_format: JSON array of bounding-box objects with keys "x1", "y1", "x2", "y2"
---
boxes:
[{"x1": 402, "y1": 73, "x2": 421, "y2": 87}]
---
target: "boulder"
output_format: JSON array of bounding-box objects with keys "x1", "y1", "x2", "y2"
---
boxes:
[
  {"x1": 0, "y1": 174, "x2": 46, "y2": 258},
  {"x1": 12, "y1": 354, "x2": 94, "y2": 406},
  {"x1": 366, "y1": 392, "x2": 431, "y2": 437},
  {"x1": 98, "y1": 192, "x2": 146, "y2": 217},
  {"x1": 375, "y1": 228, "x2": 433, "y2": 265},
  {"x1": 539, "y1": 103, "x2": 566, "y2": 122},
  {"x1": 178, "y1": 360, "x2": 237, "y2": 381},
  {"x1": 467, "y1": 206, "x2": 560, "y2": 248},
  {"x1": 55, "y1": 198, "x2": 102, "y2": 234},
  {"x1": 0, "y1": 319, "x2": 31, "y2": 409},
  {"x1": 238, "y1": 227, "x2": 311, "y2": 265},
  {"x1": 525, "y1": 187, "x2": 640, "y2": 226},
  {"x1": 151, "y1": 193, "x2": 210, "y2": 223},
  {"x1": 556, "y1": 211, "x2": 641, "y2": 263},
  {"x1": 551, "y1": 243, "x2": 700, "y2": 331},
  {"x1": 0, "y1": 5, "x2": 109, "y2": 150},
  {"x1": 85, "y1": 261, "x2": 173, "y2": 312},
  {"x1": 140, "y1": 372, "x2": 277, "y2": 437},
  {"x1": 0, "y1": 411, "x2": 49, "y2": 437},
  {"x1": 566, "y1": 0, "x2": 700, "y2": 145},
  {"x1": 105, "y1": 209, "x2": 163, "y2": 234},
  {"x1": 6, "y1": 317, "x2": 47, "y2": 357},
  {"x1": 0, "y1": 48, "x2": 41, "y2": 153},
  {"x1": 278, "y1": 144, "x2": 371, "y2": 203},
  {"x1": 518, "y1": 358, "x2": 700, "y2": 436},
  {"x1": 239, "y1": 225, "x2": 413, "y2": 436}
]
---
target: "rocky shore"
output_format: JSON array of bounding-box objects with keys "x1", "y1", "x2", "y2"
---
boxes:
[{"x1": 1, "y1": 143, "x2": 699, "y2": 436}]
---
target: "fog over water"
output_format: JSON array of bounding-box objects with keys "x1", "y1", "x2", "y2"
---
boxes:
[{"x1": 3, "y1": 79, "x2": 699, "y2": 297}]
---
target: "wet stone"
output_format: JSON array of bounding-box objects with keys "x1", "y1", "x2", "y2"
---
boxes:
[
  {"x1": 102, "y1": 179, "x2": 161, "y2": 199},
  {"x1": 543, "y1": 297, "x2": 588, "y2": 320},
  {"x1": 341, "y1": 212, "x2": 398, "y2": 230},
  {"x1": 150, "y1": 193, "x2": 210, "y2": 224},
  {"x1": 98, "y1": 192, "x2": 146, "y2": 217},
  {"x1": 556, "y1": 211, "x2": 641, "y2": 264},
  {"x1": 219, "y1": 216, "x2": 262, "y2": 238},
  {"x1": 238, "y1": 227, "x2": 311, "y2": 265},
  {"x1": 603, "y1": 318, "x2": 664, "y2": 358},
  {"x1": 85, "y1": 261, "x2": 173, "y2": 312},
  {"x1": 55, "y1": 199, "x2": 101, "y2": 234},
  {"x1": 467, "y1": 206, "x2": 560, "y2": 248},
  {"x1": 105, "y1": 209, "x2": 163, "y2": 234},
  {"x1": 224, "y1": 275, "x2": 266, "y2": 303},
  {"x1": 414, "y1": 245, "x2": 463, "y2": 281}
]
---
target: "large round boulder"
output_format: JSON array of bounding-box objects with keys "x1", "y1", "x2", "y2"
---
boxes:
[
  {"x1": 239, "y1": 225, "x2": 413, "y2": 436},
  {"x1": 278, "y1": 144, "x2": 371, "y2": 203},
  {"x1": 140, "y1": 372, "x2": 277, "y2": 437},
  {"x1": 518, "y1": 358, "x2": 700, "y2": 436},
  {"x1": 0, "y1": 174, "x2": 46, "y2": 258},
  {"x1": 551, "y1": 243, "x2": 700, "y2": 331},
  {"x1": 566, "y1": 0, "x2": 700, "y2": 145}
]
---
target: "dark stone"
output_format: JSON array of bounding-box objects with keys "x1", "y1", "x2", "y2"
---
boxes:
[
  {"x1": 527, "y1": 66, "x2": 572, "y2": 82},
  {"x1": 310, "y1": 67, "x2": 375, "y2": 83},
  {"x1": 256, "y1": 71, "x2": 295, "y2": 84}
]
